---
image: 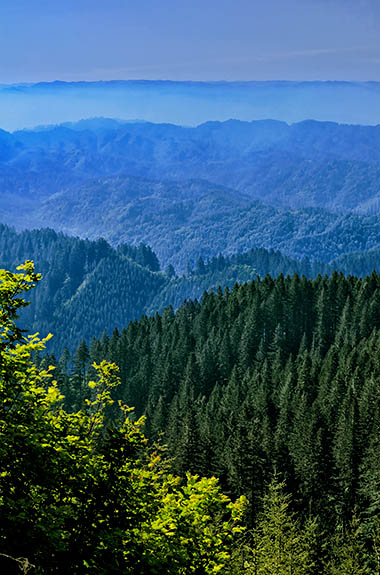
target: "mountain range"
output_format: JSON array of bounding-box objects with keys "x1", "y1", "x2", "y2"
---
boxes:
[
  {"x1": 3, "y1": 81, "x2": 380, "y2": 572},
  {"x1": 2, "y1": 118, "x2": 380, "y2": 271},
  {"x1": 2, "y1": 114, "x2": 380, "y2": 351},
  {"x1": 1, "y1": 80, "x2": 380, "y2": 131}
]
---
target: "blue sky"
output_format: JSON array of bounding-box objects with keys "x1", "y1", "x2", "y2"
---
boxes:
[{"x1": 0, "y1": 0, "x2": 379, "y2": 83}]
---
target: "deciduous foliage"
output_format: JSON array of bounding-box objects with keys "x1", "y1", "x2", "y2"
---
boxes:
[{"x1": 0, "y1": 262, "x2": 245, "y2": 574}]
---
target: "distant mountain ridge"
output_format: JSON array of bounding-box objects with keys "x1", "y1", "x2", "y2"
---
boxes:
[
  {"x1": 33, "y1": 174, "x2": 380, "y2": 269},
  {"x1": 2, "y1": 118, "x2": 380, "y2": 215},
  {"x1": 2, "y1": 118, "x2": 380, "y2": 270},
  {"x1": 1, "y1": 80, "x2": 380, "y2": 130}
]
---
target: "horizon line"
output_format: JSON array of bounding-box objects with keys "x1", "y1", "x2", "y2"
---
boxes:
[{"x1": 2, "y1": 79, "x2": 380, "y2": 88}]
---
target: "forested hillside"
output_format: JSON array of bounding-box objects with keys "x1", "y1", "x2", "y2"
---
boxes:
[
  {"x1": 0, "y1": 225, "x2": 166, "y2": 351},
  {"x1": 57, "y1": 272, "x2": 380, "y2": 562},
  {"x1": 33, "y1": 177, "x2": 380, "y2": 269},
  {"x1": 3, "y1": 118, "x2": 380, "y2": 216},
  {"x1": 3, "y1": 224, "x2": 380, "y2": 354},
  {"x1": 3, "y1": 119, "x2": 380, "y2": 270},
  {"x1": 2, "y1": 262, "x2": 379, "y2": 573}
]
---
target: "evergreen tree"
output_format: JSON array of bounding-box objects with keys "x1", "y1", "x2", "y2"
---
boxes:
[{"x1": 249, "y1": 479, "x2": 316, "y2": 575}]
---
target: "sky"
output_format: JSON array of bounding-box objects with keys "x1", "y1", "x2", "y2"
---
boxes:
[{"x1": 0, "y1": 0, "x2": 379, "y2": 83}]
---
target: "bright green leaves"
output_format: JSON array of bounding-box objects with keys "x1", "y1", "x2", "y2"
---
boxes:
[
  {"x1": 140, "y1": 473, "x2": 246, "y2": 574},
  {"x1": 0, "y1": 261, "x2": 41, "y2": 349},
  {"x1": 0, "y1": 262, "x2": 245, "y2": 574}
]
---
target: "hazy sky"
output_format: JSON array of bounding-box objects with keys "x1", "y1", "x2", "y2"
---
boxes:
[{"x1": 0, "y1": 0, "x2": 379, "y2": 83}]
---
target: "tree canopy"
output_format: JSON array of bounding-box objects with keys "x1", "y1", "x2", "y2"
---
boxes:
[{"x1": 0, "y1": 262, "x2": 245, "y2": 574}]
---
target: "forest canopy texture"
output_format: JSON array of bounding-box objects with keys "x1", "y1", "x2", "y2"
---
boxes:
[
  {"x1": 1, "y1": 263, "x2": 380, "y2": 573},
  {"x1": 0, "y1": 263, "x2": 245, "y2": 574},
  {"x1": 59, "y1": 268, "x2": 380, "y2": 573}
]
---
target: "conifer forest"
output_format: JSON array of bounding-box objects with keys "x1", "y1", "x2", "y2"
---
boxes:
[
  {"x1": 1, "y1": 4, "x2": 380, "y2": 570},
  {"x1": 2, "y1": 117, "x2": 380, "y2": 572}
]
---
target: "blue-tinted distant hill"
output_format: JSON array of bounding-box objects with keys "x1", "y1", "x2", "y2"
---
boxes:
[
  {"x1": 34, "y1": 176, "x2": 380, "y2": 269},
  {"x1": 1, "y1": 80, "x2": 380, "y2": 131},
  {"x1": 2, "y1": 118, "x2": 380, "y2": 269},
  {"x1": 2, "y1": 118, "x2": 380, "y2": 214}
]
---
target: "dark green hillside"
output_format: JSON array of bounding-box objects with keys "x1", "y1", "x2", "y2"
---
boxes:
[
  {"x1": 4, "y1": 226, "x2": 315, "y2": 351},
  {"x1": 69, "y1": 271, "x2": 380, "y2": 541},
  {"x1": 3, "y1": 222, "x2": 380, "y2": 574},
  {"x1": 4, "y1": 224, "x2": 380, "y2": 355},
  {"x1": 330, "y1": 248, "x2": 380, "y2": 277},
  {"x1": 0, "y1": 225, "x2": 166, "y2": 352},
  {"x1": 148, "y1": 248, "x2": 331, "y2": 313}
]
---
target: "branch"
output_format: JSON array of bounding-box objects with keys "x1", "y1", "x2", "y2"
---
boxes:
[{"x1": 0, "y1": 552, "x2": 35, "y2": 573}]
